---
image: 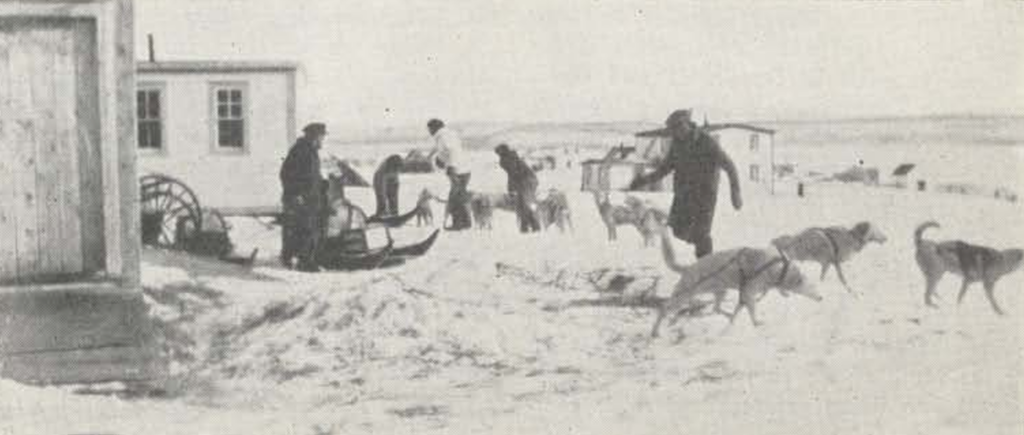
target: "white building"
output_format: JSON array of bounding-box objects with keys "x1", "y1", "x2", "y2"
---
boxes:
[
  {"x1": 705, "y1": 124, "x2": 777, "y2": 194},
  {"x1": 136, "y1": 60, "x2": 298, "y2": 210}
]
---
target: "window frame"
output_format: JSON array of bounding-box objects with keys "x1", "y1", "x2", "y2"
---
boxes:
[
  {"x1": 208, "y1": 81, "x2": 250, "y2": 155},
  {"x1": 136, "y1": 82, "x2": 167, "y2": 155}
]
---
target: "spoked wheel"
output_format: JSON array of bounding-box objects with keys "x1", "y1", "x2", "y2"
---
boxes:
[{"x1": 139, "y1": 174, "x2": 203, "y2": 249}]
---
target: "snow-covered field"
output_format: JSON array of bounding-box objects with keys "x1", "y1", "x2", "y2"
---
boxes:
[{"x1": 2, "y1": 144, "x2": 1023, "y2": 435}]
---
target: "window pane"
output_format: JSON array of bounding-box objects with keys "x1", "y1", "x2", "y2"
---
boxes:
[
  {"x1": 138, "y1": 122, "x2": 148, "y2": 148},
  {"x1": 147, "y1": 91, "x2": 160, "y2": 119},
  {"x1": 230, "y1": 89, "x2": 242, "y2": 103},
  {"x1": 219, "y1": 120, "x2": 244, "y2": 148},
  {"x1": 218, "y1": 104, "x2": 229, "y2": 118},
  {"x1": 217, "y1": 89, "x2": 229, "y2": 103},
  {"x1": 138, "y1": 121, "x2": 163, "y2": 149},
  {"x1": 230, "y1": 104, "x2": 242, "y2": 118},
  {"x1": 151, "y1": 122, "x2": 162, "y2": 149},
  {"x1": 137, "y1": 91, "x2": 147, "y2": 118}
]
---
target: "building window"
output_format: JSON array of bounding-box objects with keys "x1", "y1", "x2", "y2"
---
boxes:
[
  {"x1": 749, "y1": 164, "x2": 761, "y2": 182},
  {"x1": 211, "y1": 84, "x2": 247, "y2": 151},
  {"x1": 749, "y1": 134, "x2": 759, "y2": 152},
  {"x1": 137, "y1": 88, "x2": 162, "y2": 150}
]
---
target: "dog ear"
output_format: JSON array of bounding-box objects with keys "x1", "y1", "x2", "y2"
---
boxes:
[{"x1": 852, "y1": 222, "x2": 870, "y2": 240}]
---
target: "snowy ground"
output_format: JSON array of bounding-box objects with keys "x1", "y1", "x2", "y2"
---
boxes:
[{"x1": 2, "y1": 148, "x2": 1023, "y2": 435}]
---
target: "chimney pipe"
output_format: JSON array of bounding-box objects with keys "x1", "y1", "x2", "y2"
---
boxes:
[{"x1": 147, "y1": 34, "x2": 155, "y2": 62}]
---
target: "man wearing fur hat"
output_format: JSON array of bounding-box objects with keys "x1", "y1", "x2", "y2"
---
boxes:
[
  {"x1": 279, "y1": 122, "x2": 328, "y2": 272},
  {"x1": 629, "y1": 110, "x2": 742, "y2": 258}
]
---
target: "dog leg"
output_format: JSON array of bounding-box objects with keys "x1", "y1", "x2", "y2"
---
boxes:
[
  {"x1": 713, "y1": 291, "x2": 730, "y2": 317},
  {"x1": 651, "y1": 306, "x2": 668, "y2": 338},
  {"x1": 656, "y1": 292, "x2": 696, "y2": 337},
  {"x1": 983, "y1": 280, "x2": 1005, "y2": 316},
  {"x1": 741, "y1": 289, "x2": 762, "y2": 326},
  {"x1": 833, "y1": 262, "x2": 857, "y2": 296},
  {"x1": 820, "y1": 262, "x2": 831, "y2": 280},
  {"x1": 956, "y1": 278, "x2": 971, "y2": 305},
  {"x1": 924, "y1": 272, "x2": 942, "y2": 308}
]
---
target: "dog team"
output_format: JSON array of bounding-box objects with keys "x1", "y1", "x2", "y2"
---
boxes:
[{"x1": 651, "y1": 219, "x2": 1023, "y2": 338}]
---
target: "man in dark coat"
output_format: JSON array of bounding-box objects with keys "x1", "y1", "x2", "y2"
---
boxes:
[
  {"x1": 373, "y1": 154, "x2": 404, "y2": 217},
  {"x1": 629, "y1": 110, "x2": 742, "y2": 258},
  {"x1": 279, "y1": 122, "x2": 327, "y2": 272},
  {"x1": 495, "y1": 144, "x2": 540, "y2": 233}
]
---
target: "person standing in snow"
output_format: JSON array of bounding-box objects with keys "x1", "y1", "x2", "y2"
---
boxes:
[
  {"x1": 495, "y1": 143, "x2": 540, "y2": 233},
  {"x1": 629, "y1": 109, "x2": 742, "y2": 258},
  {"x1": 279, "y1": 122, "x2": 328, "y2": 272},
  {"x1": 427, "y1": 118, "x2": 472, "y2": 231},
  {"x1": 372, "y1": 154, "x2": 404, "y2": 218}
]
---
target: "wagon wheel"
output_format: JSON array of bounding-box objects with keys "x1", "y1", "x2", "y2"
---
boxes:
[{"x1": 139, "y1": 174, "x2": 203, "y2": 249}]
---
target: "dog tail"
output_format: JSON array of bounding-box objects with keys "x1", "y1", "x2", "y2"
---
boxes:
[
  {"x1": 660, "y1": 228, "x2": 688, "y2": 273},
  {"x1": 914, "y1": 221, "x2": 940, "y2": 247}
]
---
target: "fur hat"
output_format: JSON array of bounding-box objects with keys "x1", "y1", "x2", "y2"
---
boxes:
[
  {"x1": 302, "y1": 122, "x2": 327, "y2": 136},
  {"x1": 665, "y1": 109, "x2": 692, "y2": 127}
]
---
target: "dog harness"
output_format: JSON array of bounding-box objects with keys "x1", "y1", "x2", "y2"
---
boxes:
[
  {"x1": 688, "y1": 245, "x2": 793, "y2": 292},
  {"x1": 814, "y1": 228, "x2": 842, "y2": 264}
]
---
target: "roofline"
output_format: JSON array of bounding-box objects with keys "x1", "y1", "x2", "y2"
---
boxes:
[
  {"x1": 705, "y1": 123, "x2": 776, "y2": 134},
  {"x1": 634, "y1": 123, "x2": 776, "y2": 137},
  {"x1": 137, "y1": 60, "x2": 300, "y2": 74}
]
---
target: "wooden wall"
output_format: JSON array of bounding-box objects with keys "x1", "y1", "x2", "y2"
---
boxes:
[
  {"x1": 0, "y1": 0, "x2": 160, "y2": 385},
  {"x1": 0, "y1": 18, "x2": 106, "y2": 285}
]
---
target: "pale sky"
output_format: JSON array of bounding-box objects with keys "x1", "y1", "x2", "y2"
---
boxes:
[{"x1": 136, "y1": 0, "x2": 1024, "y2": 133}]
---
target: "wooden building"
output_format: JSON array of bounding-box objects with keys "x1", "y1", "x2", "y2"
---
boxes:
[
  {"x1": 0, "y1": 0, "x2": 161, "y2": 384},
  {"x1": 136, "y1": 60, "x2": 298, "y2": 211}
]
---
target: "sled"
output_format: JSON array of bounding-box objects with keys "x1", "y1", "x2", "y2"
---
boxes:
[
  {"x1": 392, "y1": 229, "x2": 441, "y2": 258},
  {"x1": 367, "y1": 206, "x2": 420, "y2": 227}
]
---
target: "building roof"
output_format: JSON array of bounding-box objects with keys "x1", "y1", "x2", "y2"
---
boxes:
[
  {"x1": 635, "y1": 122, "x2": 776, "y2": 137},
  {"x1": 892, "y1": 163, "x2": 916, "y2": 176},
  {"x1": 137, "y1": 60, "x2": 299, "y2": 74}
]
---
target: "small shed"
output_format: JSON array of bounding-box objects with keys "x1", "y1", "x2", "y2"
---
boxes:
[
  {"x1": 891, "y1": 163, "x2": 917, "y2": 189},
  {"x1": 136, "y1": 59, "x2": 299, "y2": 210},
  {"x1": 1, "y1": 0, "x2": 161, "y2": 384}
]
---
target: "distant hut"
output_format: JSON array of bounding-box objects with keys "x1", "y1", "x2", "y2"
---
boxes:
[
  {"x1": 136, "y1": 59, "x2": 299, "y2": 211},
  {"x1": 890, "y1": 163, "x2": 917, "y2": 189},
  {"x1": 1, "y1": 0, "x2": 162, "y2": 384}
]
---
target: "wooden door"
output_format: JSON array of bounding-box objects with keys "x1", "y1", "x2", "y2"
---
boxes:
[{"x1": 0, "y1": 18, "x2": 104, "y2": 285}]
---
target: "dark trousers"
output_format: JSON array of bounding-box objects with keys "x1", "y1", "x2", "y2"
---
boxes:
[
  {"x1": 374, "y1": 179, "x2": 400, "y2": 217},
  {"x1": 513, "y1": 189, "x2": 540, "y2": 233},
  {"x1": 447, "y1": 172, "x2": 472, "y2": 230},
  {"x1": 281, "y1": 196, "x2": 322, "y2": 267},
  {"x1": 670, "y1": 224, "x2": 713, "y2": 259}
]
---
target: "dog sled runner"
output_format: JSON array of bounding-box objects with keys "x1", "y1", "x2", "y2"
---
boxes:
[{"x1": 319, "y1": 199, "x2": 440, "y2": 270}]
